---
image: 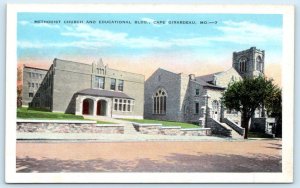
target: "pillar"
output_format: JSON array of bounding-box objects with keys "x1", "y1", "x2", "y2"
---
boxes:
[{"x1": 93, "y1": 99, "x2": 97, "y2": 116}]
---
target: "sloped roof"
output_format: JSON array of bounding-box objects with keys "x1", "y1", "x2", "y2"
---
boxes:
[
  {"x1": 77, "y1": 88, "x2": 134, "y2": 99},
  {"x1": 192, "y1": 79, "x2": 225, "y2": 90},
  {"x1": 194, "y1": 71, "x2": 225, "y2": 90},
  {"x1": 23, "y1": 64, "x2": 49, "y2": 71},
  {"x1": 195, "y1": 71, "x2": 223, "y2": 83}
]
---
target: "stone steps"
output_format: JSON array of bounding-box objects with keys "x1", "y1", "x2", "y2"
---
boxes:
[
  {"x1": 220, "y1": 122, "x2": 243, "y2": 139},
  {"x1": 123, "y1": 123, "x2": 139, "y2": 135}
]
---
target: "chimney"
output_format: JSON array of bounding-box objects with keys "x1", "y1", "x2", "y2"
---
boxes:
[{"x1": 189, "y1": 74, "x2": 195, "y2": 80}]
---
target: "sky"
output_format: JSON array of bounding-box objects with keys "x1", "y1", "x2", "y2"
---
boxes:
[{"x1": 17, "y1": 13, "x2": 283, "y2": 86}]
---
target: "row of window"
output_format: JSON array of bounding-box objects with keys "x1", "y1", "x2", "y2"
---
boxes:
[
  {"x1": 95, "y1": 76, "x2": 124, "y2": 91},
  {"x1": 28, "y1": 72, "x2": 44, "y2": 79},
  {"x1": 29, "y1": 102, "x2": 40, "y2": 108},
  {"x1": 113, "y1": 99, "x2": 134, "y2": 112},
  {"x1": 28, "y1": 92, "x2": 40, "y2": 98},
  {"x1": 28, "y1": 82, "x2": 41, "y2": 88}
]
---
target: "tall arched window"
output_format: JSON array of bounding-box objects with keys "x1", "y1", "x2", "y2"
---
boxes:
[
  {"x1": 153, "y1": 88, "x2": 167, "y2": 114},
  {"x1": 239, "y1": 57, "x2": 247, "y2": 72},
  {"x1": 256, "y1": 56, "x2": 263, "y2": 72}
]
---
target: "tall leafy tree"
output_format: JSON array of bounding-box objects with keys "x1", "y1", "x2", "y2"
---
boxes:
[
  {"x1": 265, "y1": 87, "x2": 282, "y2": 137},
  {"x1": 222, "y1": 76, "x2": 278, "y2": 139}
]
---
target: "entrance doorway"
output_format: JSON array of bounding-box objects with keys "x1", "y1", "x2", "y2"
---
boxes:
[
  {"x1": 96, "y1": 100, "x2": 107, "y2": 116},
  {"x1": 82, "y1": 98, "x2": 94, "y2": 115},
  {"x1": 212, "y1": 100, "x2": 219, "y2": 121}
]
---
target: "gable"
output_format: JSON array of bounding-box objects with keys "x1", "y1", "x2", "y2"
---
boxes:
[{"x1": 215, "y1": 68, "x2": 242, "y2": 88}]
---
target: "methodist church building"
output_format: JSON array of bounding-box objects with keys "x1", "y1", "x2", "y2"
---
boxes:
[
  {"x1": 144, "y1": 47, "x2": 276, "y2": 134},
  {"x1": 23, "y1": 59, "x2": 144, "y2": 119}
]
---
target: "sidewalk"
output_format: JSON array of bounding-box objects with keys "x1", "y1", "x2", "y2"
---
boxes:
[{"x1": 17, "y1": 132, "x2": 231, "y2": 142}]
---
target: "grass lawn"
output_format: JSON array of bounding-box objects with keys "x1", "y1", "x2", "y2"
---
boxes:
[
  {"x1": 120, "y1": 118, "x2": 199, "y2": 128},
  {"x1": 17, "y1": 107, "x2": 114, "y2": 124}
]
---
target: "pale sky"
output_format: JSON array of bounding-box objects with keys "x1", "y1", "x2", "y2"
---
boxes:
[{"x1": 17, "y1": 13, "x2": 282, "y2": 86}]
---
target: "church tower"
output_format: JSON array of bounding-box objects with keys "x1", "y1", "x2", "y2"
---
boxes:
[{"x1": 232, "y1": 47, "x2": 265, "y2": 78}]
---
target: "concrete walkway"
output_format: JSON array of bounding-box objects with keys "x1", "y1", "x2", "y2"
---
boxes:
[{"x1": 17, "y1": 132, "x2": 230, "y2": 142}]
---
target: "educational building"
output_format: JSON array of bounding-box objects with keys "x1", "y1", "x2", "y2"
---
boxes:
[{"x1": 22, "y1": 59, "x2": 144, "y2": 119}]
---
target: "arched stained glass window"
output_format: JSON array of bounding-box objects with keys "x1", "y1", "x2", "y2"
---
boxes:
[{"x1": 153, "y1": 88, "x2": 167, "y2": 114}]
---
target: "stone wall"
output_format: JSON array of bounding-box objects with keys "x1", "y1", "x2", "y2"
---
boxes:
[
  {"x1": 132, "y1": 123, "x2": 211, "y2": 136},
  {"x1": 181, "y1": 128, "x2": 212, "y2": 136},
  {"x1": 133, "y1": 123, "x2": 161, "y2": 134},
  {"x1": 160, "y1": 126, "x2": 182, "y2": 135},
  {"x1": 144, "y1": 68, "x2": 182, "y2": 122},
  {"x1": 17, "y1": 120, "x2": 124, "y2": 134}
]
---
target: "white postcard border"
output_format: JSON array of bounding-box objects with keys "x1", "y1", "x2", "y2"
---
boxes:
[{"x1": 6, "y1": 4, "x2": 294, "y2": 183}]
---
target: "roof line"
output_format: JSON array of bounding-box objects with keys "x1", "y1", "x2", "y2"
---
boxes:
[
  {"x1": 54, "y1": 58, "x2": 145, "y2": 77},
  {"x1": 23, "y1": 65, "x2": 49, "y2": 71}
]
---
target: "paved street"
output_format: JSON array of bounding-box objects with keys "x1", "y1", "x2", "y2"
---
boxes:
[{"x1": 16, "y1": 140, "x2": 281, "y2": 172}]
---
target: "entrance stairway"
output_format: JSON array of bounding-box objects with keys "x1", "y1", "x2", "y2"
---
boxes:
[
  {"x1": 207, "y1": 118, "x2": 244, "y2": 139},
  {"x1": 219, "y1": 122, "x2": 243, "y2": 139}
]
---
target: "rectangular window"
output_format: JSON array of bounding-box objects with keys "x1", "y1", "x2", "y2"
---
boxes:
[
  {"x1": 114, "y1": 99, "x2": 118, "y2": 111},
  {"x1": 123, "y1": 101, "x2": 126, "y2": 111},
  {"x1": 29, "y1": 92, "x2": 33, "y2": 98},
  {"x1": 119, "y1": 99, "x2": 122, "y2": 111},
  {"x1": 195, "y1": 102, "x2": 199, "y2": 114},
  {"x1": 127, "y1": 100, "x2": 131, "y2": 112},
  {"x1": 110, "y1": 78, "x2": 116, "y2": 90},
  {"x1": 35, "y1": 83, "x2": 39, "y2": 88},
  {"x1": 95, "y1": 76, "x2": 105, "y2": 89},
  {"x1": 196, "y1": 88, "x2": 200, "y2": 96},
  {"x1": 118, "y1": 80, "x2": 124, "y2": 91},
  {"x1": 153, "y1": 97, "x2": 157, "y2": 114}
]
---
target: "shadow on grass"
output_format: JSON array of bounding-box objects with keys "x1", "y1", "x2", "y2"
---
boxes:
[{"x1": 16, "y1": 152, "x2": 281, "y2": 173}]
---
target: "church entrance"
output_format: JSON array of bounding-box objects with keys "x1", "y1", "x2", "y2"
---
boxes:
[
  {"x1": 212, "y1": 100, "x2": 219, "y2": 121},
  {"x1": 96, "y1": 100, "x2": 107, "y2": 116}
]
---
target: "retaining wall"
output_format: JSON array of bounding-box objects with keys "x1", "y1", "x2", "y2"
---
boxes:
[
  {"x1": 17, "y1": 119, "x2": 124, "y2": 134},
  {"x1": 132, "y1": 123, "x2": 211, "y2": 136}
]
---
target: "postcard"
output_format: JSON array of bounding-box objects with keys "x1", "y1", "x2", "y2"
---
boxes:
[{"x1": 6, "y1": 4, "x2": 294, "y2": 183}]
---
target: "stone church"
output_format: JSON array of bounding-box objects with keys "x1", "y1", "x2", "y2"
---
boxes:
[{"x1": 144, "y1": 47, "x2": 276, "y2": 135}]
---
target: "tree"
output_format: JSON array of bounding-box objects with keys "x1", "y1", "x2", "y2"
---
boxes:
[
  {"x1": 265, "y1": 87, "x2": 282, "y2": 137},
  {"x1": 222, "y1": 76, "x2": 278, "y2": 139}
]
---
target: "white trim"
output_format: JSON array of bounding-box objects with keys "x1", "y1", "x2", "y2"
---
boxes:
[
  {"x1": 181, "y1": 128, "x2": 211, "y2": 131},
  {"x1": 95, "y1": 124, "x2": 124, "y2": 127},
  {"x1": 111, "y1": 114, "x2": 143, "y2": 119},
  {"x1": 160, "y1": 126, "x2": 181, "y2": 129},
  {"x1": 16, "y1": 119, "x2": 96, "y2": 124},
  {"x1": 132, "y1": 123, "x2": 162, "y2": 126}
]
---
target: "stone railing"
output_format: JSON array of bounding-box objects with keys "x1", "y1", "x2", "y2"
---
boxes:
[
  {"x1": 17, "y1": 119, "x2": 124, "y2": 134},
  {"x1": 222, "y1": 118, "x2": 245, "y2": 136},
  {"x1": 132, "y1": 123, "x2": 211, "y2": 136},
  {"x1": 206, "y1": 118, "x2": 231, "y2": 137}
]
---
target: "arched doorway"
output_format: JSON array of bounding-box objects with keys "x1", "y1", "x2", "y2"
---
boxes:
[
  {"x1": 97, "y1": 100, "x2": 107, "y2": 116},
  {"x1": 82, "y1": 98, "x2": 94, "y2": 115}
]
